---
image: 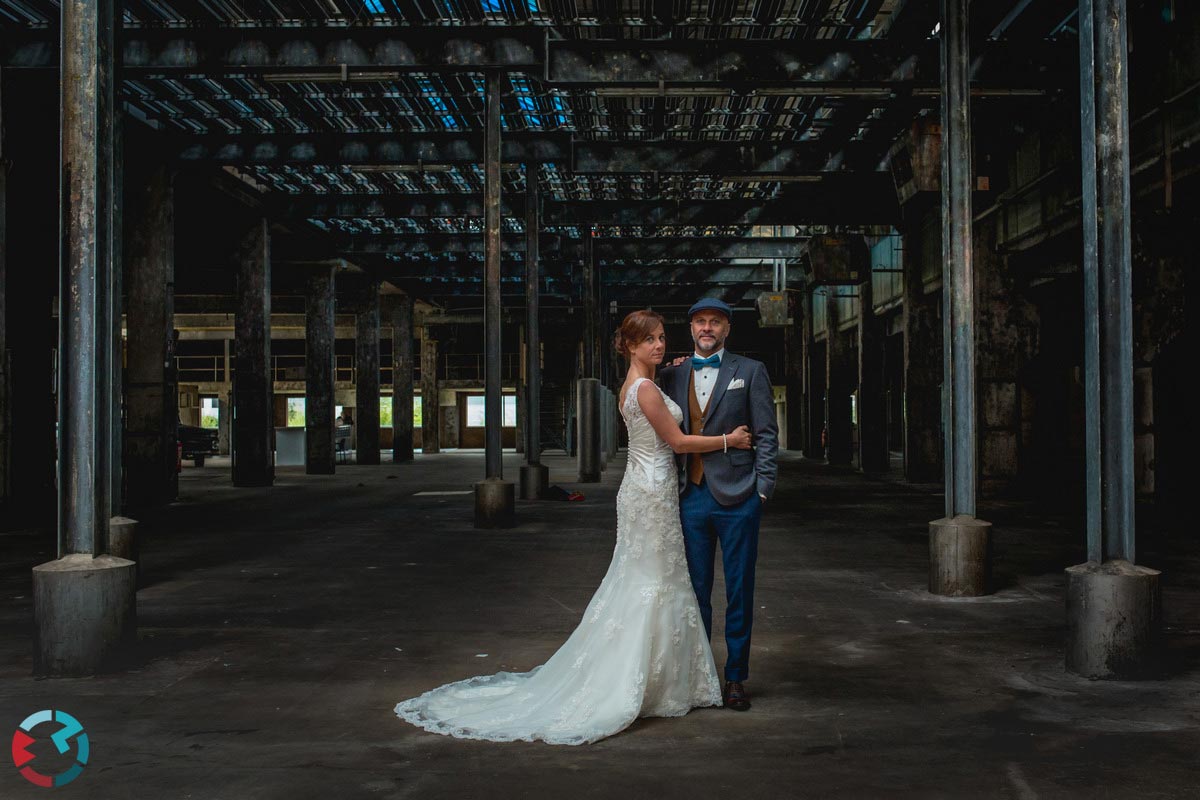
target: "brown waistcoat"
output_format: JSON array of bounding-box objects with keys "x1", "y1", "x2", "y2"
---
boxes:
[{"x1": 687, "y1": 369, "x2": 705, "y2": 485}]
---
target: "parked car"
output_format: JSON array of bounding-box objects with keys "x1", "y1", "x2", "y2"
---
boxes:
[{"x1": 178, "y1": 422, "x2": 219, "y2": 467}]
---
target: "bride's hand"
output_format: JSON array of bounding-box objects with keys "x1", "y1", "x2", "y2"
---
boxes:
[
  {"x1": 727, "y1": 425, "x2": 753, "y2": 450},
  {"x1": 670, "y1": 355, "x2": 688, "y2": 367}
]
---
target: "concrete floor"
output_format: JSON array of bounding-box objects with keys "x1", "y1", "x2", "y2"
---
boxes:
[{"x1": 2, "y1": 452, "x2": 1198, "y2": 799}]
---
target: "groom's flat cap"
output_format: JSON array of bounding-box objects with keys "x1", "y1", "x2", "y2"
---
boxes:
[{"x1": 688, "y1": 298, "x2": 734, "y2": 320}]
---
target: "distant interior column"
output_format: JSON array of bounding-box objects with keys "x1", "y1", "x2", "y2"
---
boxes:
[
  {"x1": 124, "y1": 164, "x2": 177, "y2": 506},
  {"x1": 233, "y1": 218, "x2": 273, "y2": 487},
  {"x1": 355, "y1": 282, "x2": 381, "y2": 465}
]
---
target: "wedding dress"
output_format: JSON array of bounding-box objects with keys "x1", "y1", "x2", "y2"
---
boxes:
[{"x1": 394, "y1": 376, "x2": 722, "y2": 745}]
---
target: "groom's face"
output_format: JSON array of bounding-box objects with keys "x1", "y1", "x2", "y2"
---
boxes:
[{"x1": 690, "y1": 312, "x2": 730, "y2": 356}]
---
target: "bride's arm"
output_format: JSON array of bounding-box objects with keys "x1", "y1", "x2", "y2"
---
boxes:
[{"x1": 636, "y1": 381, "x2": 750, "y2": 454}]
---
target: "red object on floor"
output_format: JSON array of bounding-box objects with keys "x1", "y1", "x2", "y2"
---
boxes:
[{"x1": 568, "y1": 492, "x2": 585, "y2": 501}]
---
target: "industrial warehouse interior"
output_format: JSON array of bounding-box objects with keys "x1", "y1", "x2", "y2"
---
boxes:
[{"x1": 0, "y1": 0, "x2": 1196, "y2": 797}]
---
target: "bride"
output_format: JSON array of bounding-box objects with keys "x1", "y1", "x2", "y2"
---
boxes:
[{"x1": 394, "y1": 309, "x2": 753, "y2": 745}]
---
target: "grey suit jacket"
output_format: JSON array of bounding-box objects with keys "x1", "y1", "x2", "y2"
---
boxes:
[{"x1": 658, "y1": 352, "x2": 779, "y2": 506}]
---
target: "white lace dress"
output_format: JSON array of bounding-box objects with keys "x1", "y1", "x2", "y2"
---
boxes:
[{"x1": 394, "y1": 376, "x2": 722, "y2": 745}]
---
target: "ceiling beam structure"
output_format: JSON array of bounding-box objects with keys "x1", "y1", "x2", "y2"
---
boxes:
[
  {"x1": 280, "y1": 234, "x2": 806, "y2": 260},
  {"x1": 269, "y1": 193, "x2": 526, "y2": 220},
  {"x1": 5, "y1": 28, "x2": 1068, "y2": 96},
  {"x1": 545, "y1": 176, "x2": 899, "y2": 225},
  {"x1": 0, "y1": 6, "x2": 1075, "y2": 313},
  {"x1": 171, "y1": 132, "x2": 572, "y2": 166},
  {"x1": 265, "y1": 172, "x2": 898, "y2": 225},
  {"x1": 547, "y1": 38, "x2": 1067, "y2": 93},
  {"x1": 2, "y1": 25, "x2": 544, "y2": 72}
]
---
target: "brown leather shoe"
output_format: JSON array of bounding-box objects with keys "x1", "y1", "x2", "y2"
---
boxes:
[{"x1": 723, "y1": 681, "x2": 751, "y2": 712}]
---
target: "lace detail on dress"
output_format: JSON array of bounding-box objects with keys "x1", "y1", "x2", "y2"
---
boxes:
[{"x1": 394, "y1": 374, "x2": 722, "y2": 745}]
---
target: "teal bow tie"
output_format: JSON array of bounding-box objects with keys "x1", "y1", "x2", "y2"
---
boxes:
[{"x1": 691, "y1": 354, "x2": 721, "y2": 370}]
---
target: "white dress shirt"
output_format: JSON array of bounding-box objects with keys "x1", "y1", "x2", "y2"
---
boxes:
[{"x1": 691, "y1": 348, "x2": 725, "y2": 415}]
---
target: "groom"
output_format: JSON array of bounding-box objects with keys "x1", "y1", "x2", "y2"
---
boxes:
[{"x1": 659, "y1": 298, "x2": 779, "y2": 711}]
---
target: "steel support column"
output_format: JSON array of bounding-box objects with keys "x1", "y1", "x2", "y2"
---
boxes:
[
  {"x1": 930, "y1": 0, "x2": 992, "y2": 597},
  {"x1": 783, "y1": 290, "x2": 804, "y2": 451},
  {"x1": 304, "y1": 266, "x2": 336, "y2": 474},
  {"x1": 355, "y1": 282, "x2": 381, "y2": 466},
  {"x1": 108, "y1": 112, "x2": 124, "y2": 514},
  {"x1": 802, "y1": 290, "x2": 823, "y2": 458},
  {"x1": 858, "y1": 277, "x2": 889, "y2": 473},
  {"x1": 57, "y1": 0, "x2": 117, "y2": 556},
  {"x1": 520, "y1": 167, "x2": 549, "y2": 499},
  {"x1": 1066, "y1": 0, "x2": 1161, "y2": 680},
  {"x1": 824, "y1": 291, "x2": 853, "y2": 467},
  {"x1": 476, "y1": 70, "x2": 514, "y2": 527},
  {"x1": 940, "y1": 0, "x2": 977, "y2": 519},
  {"x1": 1080, "y1": 0, "x2": 1103, "y2": 564},
  {"x1": 483, "y1": 72, "x2": 504, "y2": 482},
  {"x1": 0, "y1": 77, "x2": 9, "y2": 512},
  {"x1": 420, "y1": 329, "x2": 440, "y2": 454},
  {"x1": 583, "y1": 230, "x2": 599, "y2": 378},
  {"x1": 35, "y1": 0, "x2": 136, "y2": 678},
  {"x1": 389, "y1": 295, "x2": 414, "y2": 464},
  {"x1": 577, "y1": 227, "x2": 601, "y2": 483},
  {"x1": 124, "y1": 165, "x2": 177, "y2": 507},
  {"x1": 1092, "y1": 0, "x2": 1136, "y2": 566},
  {"x1": 233, "y1": 218, "x2": 274, "y2": 487}
]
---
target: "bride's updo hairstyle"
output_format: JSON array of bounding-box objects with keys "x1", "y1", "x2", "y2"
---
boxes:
[{"x1": 613, "y1": 309, "x2": 665, "y2": 361}]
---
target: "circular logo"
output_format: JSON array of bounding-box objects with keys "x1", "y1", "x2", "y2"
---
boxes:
[{"x1": 11, "y1": 710, "x2": 89, "y2": 788}]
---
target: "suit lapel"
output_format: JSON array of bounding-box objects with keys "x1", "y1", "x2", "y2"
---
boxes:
[{"x1": 704, "y1": 353, "x2": 741, "y2": 420}]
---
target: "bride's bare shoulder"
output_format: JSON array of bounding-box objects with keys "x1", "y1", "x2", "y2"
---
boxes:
[{"x1": 635, "y1": 378, "x2": 665, "y2": 406}]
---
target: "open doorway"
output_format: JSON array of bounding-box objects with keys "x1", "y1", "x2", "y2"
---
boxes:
[{"x1": 457, "y1": 393, "x2": 517, "y2": 448}]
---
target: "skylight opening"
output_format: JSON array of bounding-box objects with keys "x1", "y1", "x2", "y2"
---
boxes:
[{"x1": 480, "y1": 0, "x2": 537, "y2": 13}]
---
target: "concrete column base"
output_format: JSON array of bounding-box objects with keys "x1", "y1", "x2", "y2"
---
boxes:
[
  {"x1": 33, "y1": 554, "x2": 137, "y2": 676},
  {"x1": 519, "y1": 463, "x2": 550, "y2": 500},
  {"x1": 108, "y1": 516, "x2": 140, "y2": 585},
  {"x1": 474, "y1": 478, "x2": 515, "y2": 529},
  {"x1": 929, "y1": 515, "x2": 993, "y2": 596},
  {"x1": 1066, "y1": 559, "x2": 1162, "y2": 679}
]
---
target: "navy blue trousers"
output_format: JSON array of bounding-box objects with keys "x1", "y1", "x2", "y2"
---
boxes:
[{"x1": 679, "y1": 477, "x2": 762, "y2": 683}]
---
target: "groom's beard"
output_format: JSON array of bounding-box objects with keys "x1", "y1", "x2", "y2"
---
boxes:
[{"x1": 692, "y1": 335, "x2": 726, "y2": 356}]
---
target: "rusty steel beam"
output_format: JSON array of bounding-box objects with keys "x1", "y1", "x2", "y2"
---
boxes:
[
  {"x1": 270, "y1": 193, "x2": 525, "y2": 220},
  {"x1": 378, "y1": 261, "x2": 774, "y2": 282},
  {"x1": 171, "y1": 132, "x2": 571, "y2": 166},
  {"x1": 549, "y1": 38, "x2": 925, "y2": 85},
  {"x1": 4, "y1": 25, "x2": 544, "y2": 72},
  {"x1": 294, "y1": 234, "x2": 803, "y2": 260},
  {"x1": 266, "y1": 176, "x2": 897, "y2": 225},
  {"x1": 594, "y1": 237, "x2": 804, "y2": 260},
  {"x1": 573, "y1": 141, "x2": 856, "y2": 174},
  {"x1": 547, "y1": 38, "x2": 1070, "y2": 90},
  {"x1": 275, "y1": 232, "x2": 563, "y2": 259},
  {"x1": 544, "y1": 176, "x2": 899, "y2": 224}
]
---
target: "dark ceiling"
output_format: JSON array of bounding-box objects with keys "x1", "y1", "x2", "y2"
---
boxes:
[{"x1": 0, "y1": 0, "x2": 1080, "y2": 307}]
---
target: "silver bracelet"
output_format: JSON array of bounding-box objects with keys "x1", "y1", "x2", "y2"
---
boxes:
[{"x1": 722, "y1": 433, "x2": 728, "y2": 453}]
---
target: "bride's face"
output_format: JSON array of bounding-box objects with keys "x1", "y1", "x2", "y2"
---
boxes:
[{"x1": 630, "y1": 324, "x2": 666, "y2": 366}]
